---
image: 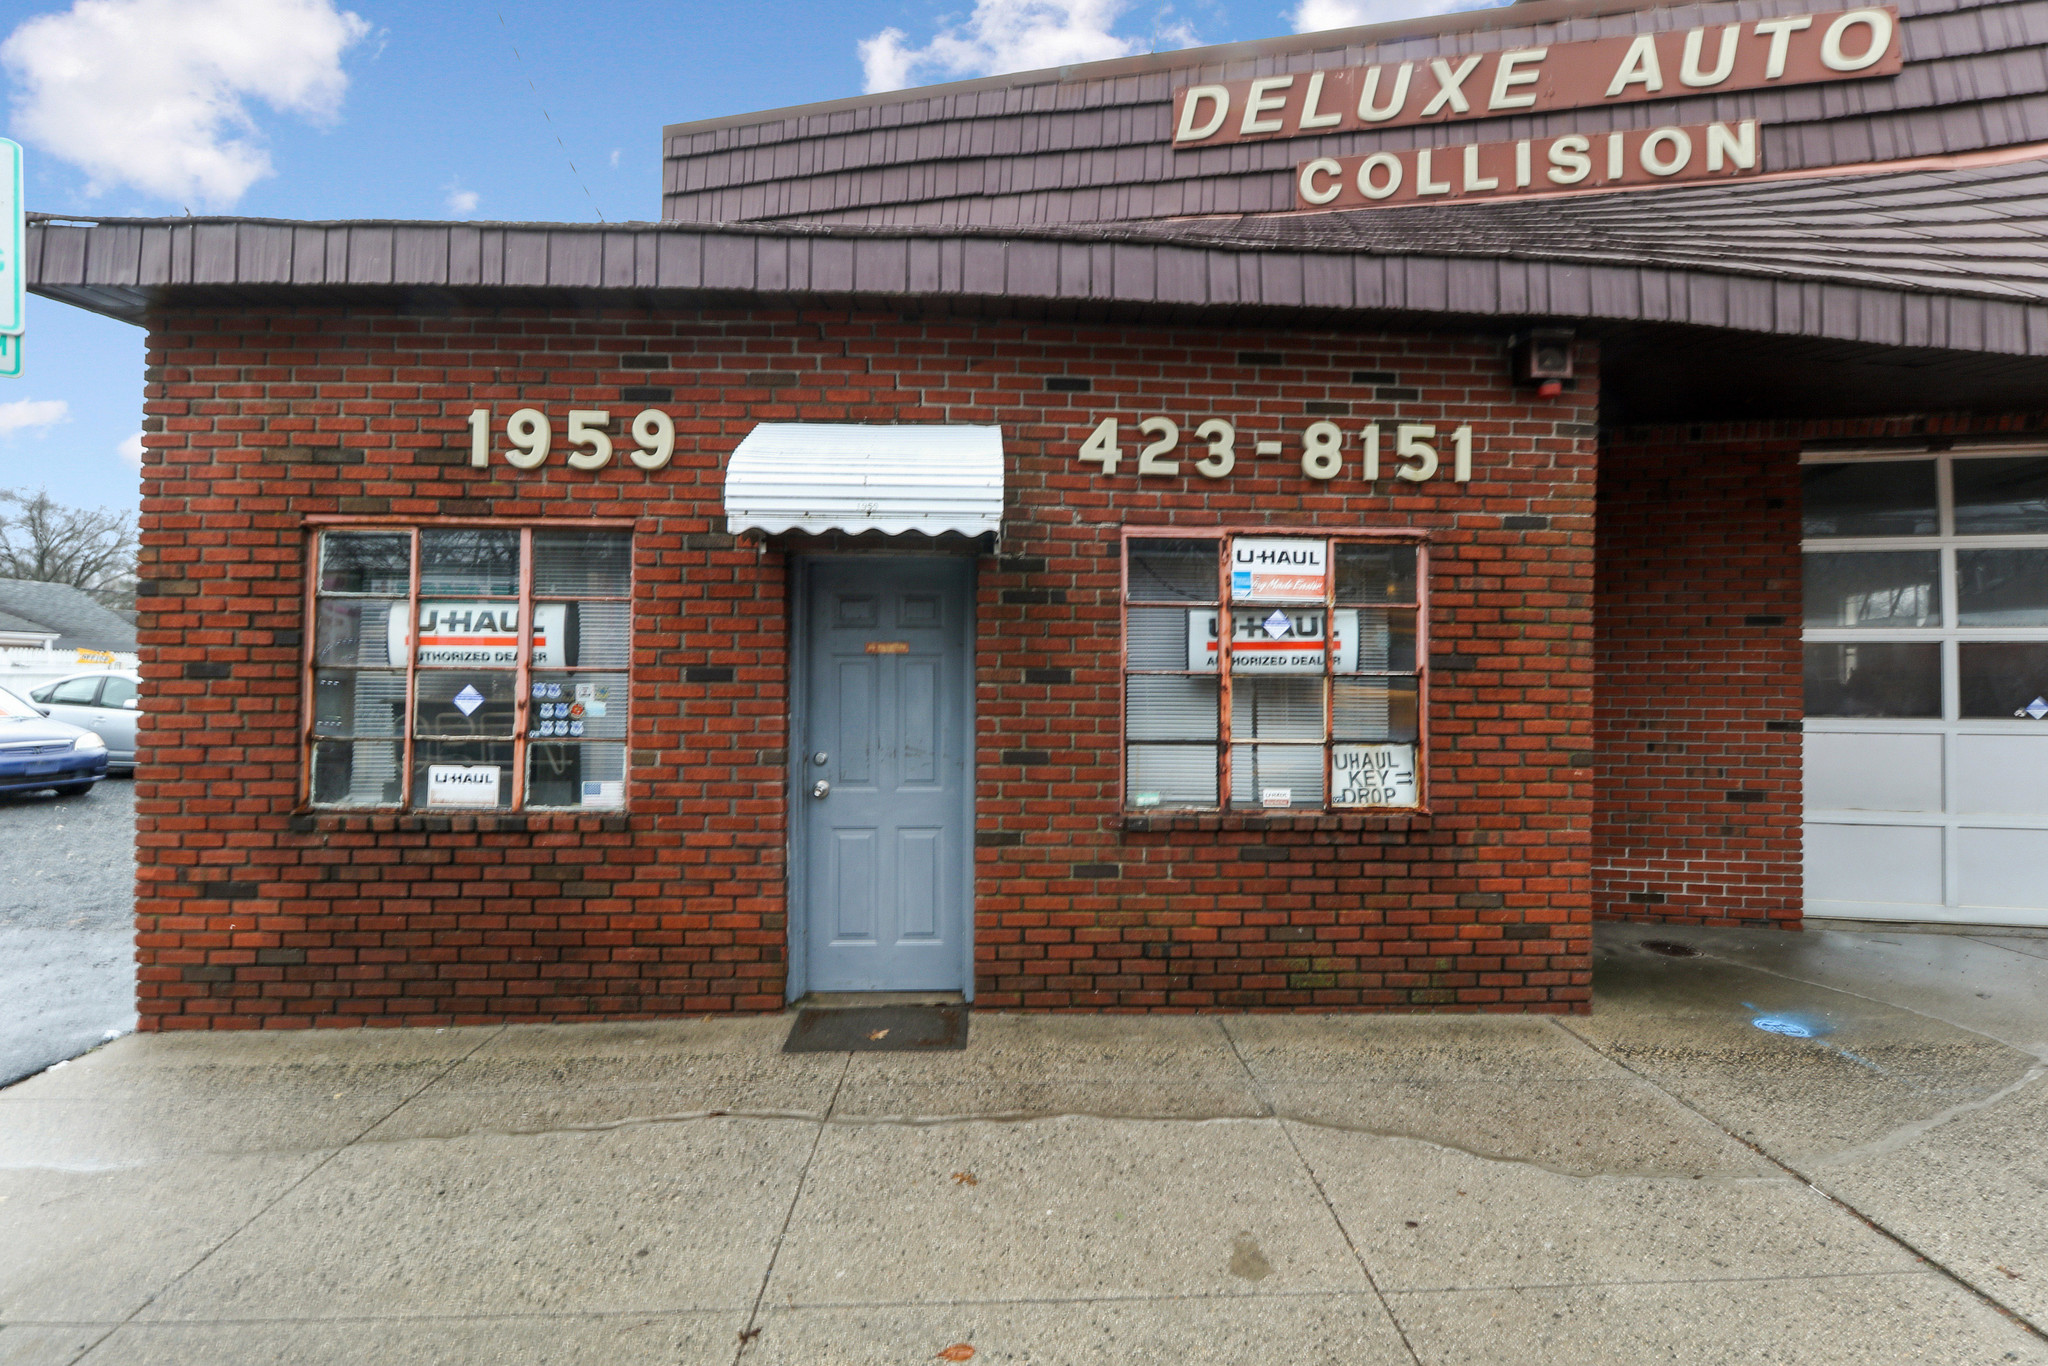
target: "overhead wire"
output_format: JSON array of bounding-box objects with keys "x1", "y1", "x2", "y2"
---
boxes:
[{"x1": 497, "y1": 10, "x2": 606, "y2": 222}]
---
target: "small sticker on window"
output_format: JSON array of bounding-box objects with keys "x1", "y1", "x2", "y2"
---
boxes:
[
  {"x1": 1261, "y1": 787, "x2": 1292, "y2": 808},
  {"x1": 1133, "y1": 791, "x2": 1162, "y2": 807},
  {"x1": 580, "y1": 780, "x2": 624, "y2": 809}
]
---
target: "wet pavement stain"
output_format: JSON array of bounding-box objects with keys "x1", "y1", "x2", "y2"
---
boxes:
[{"x1": 1228, "y1": 1232, "x2": 1273, "y2": 1281}]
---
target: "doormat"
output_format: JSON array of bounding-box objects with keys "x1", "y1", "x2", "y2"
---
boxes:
[{"x1": 783, "y1": 1005, "x2": 969, "y2": 1053}]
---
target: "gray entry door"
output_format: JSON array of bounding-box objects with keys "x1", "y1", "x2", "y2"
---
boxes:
[{"x1": 800, "y1": 557, "x2": 974, "y2": 993}]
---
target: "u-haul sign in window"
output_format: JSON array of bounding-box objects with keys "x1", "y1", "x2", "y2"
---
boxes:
[
  {"x1": 386, "y1": 602, "x2": 570, "y2": 667},
  {"x1": 1188, "y1": 607, "x2": 1359, "y2": 674}
]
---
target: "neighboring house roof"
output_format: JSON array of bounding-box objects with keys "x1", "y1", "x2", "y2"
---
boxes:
[
  {"x1": 0, "y1": 608, "x2": 59, "y2": 642},
  {"x1": 0, "y1": 580, "x2": 138, "y2": 652}
]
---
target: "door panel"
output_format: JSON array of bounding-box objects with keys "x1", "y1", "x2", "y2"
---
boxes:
[
  {"x1": 832, "y1": 829, "x2": 878, "y2": 941},
  {"x1": 1803, "y1": 731, "x2": 1942, "y2": 812},
  {"x1": 1804, "y1": 822, "x2": 1945, "y2": 905},
  {"x1": 801, "y1": 558, "x2": 972, "y2": 994}
]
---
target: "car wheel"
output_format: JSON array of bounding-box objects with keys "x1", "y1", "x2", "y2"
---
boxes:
[{"x1": 53, "y1": 782, "x2": 95, "y2": 797}]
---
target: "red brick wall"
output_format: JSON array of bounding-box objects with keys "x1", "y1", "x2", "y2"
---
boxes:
[
  {"x1": 136, "y1": 306, "x2": 1597, "y2": 1027},
  {"x1": 1592, "y1": 429, "x2": 1804, "y2": 928}
]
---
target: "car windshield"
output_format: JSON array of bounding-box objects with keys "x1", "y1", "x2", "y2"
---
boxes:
[{"x1": 0, "y1": 688, "x2": 44, "y2": 719}]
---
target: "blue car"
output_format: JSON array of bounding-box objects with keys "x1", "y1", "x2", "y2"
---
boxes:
[{"x1": 0, "y1": 685, "x2": 109, "y2": 797}]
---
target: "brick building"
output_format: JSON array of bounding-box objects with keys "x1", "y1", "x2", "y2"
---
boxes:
[{"x1": 26, "y1": 0, "x2": 2048, "y2": 1028}]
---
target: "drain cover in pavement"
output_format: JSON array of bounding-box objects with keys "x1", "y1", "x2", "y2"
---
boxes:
[{"x1": 783, "y1": 1005, "x2": 968, "y2": 1053}]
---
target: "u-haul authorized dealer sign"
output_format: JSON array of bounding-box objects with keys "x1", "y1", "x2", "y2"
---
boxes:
[{"x1": 386, "y1": 602, "x2": 568, "y2": 667}]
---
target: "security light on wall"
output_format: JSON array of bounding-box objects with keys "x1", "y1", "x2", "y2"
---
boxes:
[{"x1": 1509, "y1": 330, "x2": 1576, "y2": 396}]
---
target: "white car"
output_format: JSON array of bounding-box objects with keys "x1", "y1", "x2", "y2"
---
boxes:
[{"x1": 29, "y1": 672, "x2": 140, "y2": 775}]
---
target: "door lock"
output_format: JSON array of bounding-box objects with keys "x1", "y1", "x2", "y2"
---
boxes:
[{"x1": 811, "y1": 779, "x2": 830, "y2": 798}]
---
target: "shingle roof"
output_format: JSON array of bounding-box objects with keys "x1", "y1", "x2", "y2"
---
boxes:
[
  {"x1": 659, "y1": 0, "x2": 2048, "y2": 230},
  {"x1": 28, "y1": 154, "x2": 2048, "y2": 359},
  {"x1": 0, "y1": 581, "x2": 137, "y2": 652}
]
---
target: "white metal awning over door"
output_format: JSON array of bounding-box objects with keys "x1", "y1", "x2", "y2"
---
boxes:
[{"x1": 723, "y1": 423, "x2": 1004, "y2": 539}]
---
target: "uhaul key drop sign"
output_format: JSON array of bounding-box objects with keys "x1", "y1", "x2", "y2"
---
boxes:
[
  {"x1": 1232, "y1": 538, "x2": 1329, "y2": 602},
  {"x1": 387, "y1": 602, "x2": 568, "y2": 667}
]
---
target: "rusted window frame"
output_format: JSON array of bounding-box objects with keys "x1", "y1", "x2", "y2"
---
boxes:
[{"x1": 1119, "y1": 525, "x2": 1430, "y2": 814}]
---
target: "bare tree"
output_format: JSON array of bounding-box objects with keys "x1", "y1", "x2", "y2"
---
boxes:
[{"x1": 0, "y1": 489, "x2": 139, "y2": 617}]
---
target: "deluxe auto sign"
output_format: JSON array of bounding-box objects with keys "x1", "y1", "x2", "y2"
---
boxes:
[{"x1": 1167, "y1": 7, "x2": 1903, "y2": 210}]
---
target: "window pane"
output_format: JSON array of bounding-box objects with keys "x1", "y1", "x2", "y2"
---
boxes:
[
  {"x1": 1335, "y1": 543, "x2": 1418, "y2": 604},
  {"x1": 1803, "y1": 551, "x2": 1940, "y2": 628},
  {"x1": 99, "y1": 676, "x2": 137, "y2": 708},
  {"x1": 1127, "y1": 539, "x2": 1217, "y2": 602},
  {"x1": 315, "y1": 599, "x2": 399, "y2": 667},
  {"x1": 1802, "y1": 461, "x2": 1937, "y2": 538},
  {"x1": 1129, "y1": 608, "x2": 1193, "y2": 670},
  {"x1": 1959, "y1": 643, "x2": 2048, "y2": 719},
  {"x1": 1334, "y1": 677, "x2": 1419, "y2": 742},
  {"x1": 1332, "y1": 743, "x2": 1419, "y2": 808},
  {"x1": 1803, "y1": 643, "x2": 1941, "y2": 717},
  {"x1": 49, "y1": 677, "x2": 100, "y2": 704},
  {"x1": 412, "y1": 741, "x2": 514, "y2": 809},
  {"x1": 1229, "y1": 745, "x2": 1325, "y2": 809},
  {"x1": 413, "y1": 672, "x2": 518, "y2": 738},
  {"x1": 534, "y1": 530, "x2": 632, "y2": 596},
  {"x1": 528, "y1": 672, "x2": 627, "y2": 740},
  {"x1": 527, "y1": 742, "x2": 627, "y2": 809},
  {"x1": 420, "y1": 528, "x2": 520, "y2": 596},
  {"x1": 548, "y1": 600, "x2": 630, "y2": 668},
  {"x1": 1347, "y1": 608, "x2": 1417, "y2": 673},
  {"x1": 1232, "y1": 677, "x2": 1325, "y2": 741},
  {"x1": 1953, "y1": 456, "x2": 2048, "y2": 535},
  {"x1": 1957, "y1": 549, "x2": 2048, "y2": 626},
  {"x1": 1126, "y1": 745, "x2": 1217, "y2": 809},
  {"x1": 312, "y1": 670, "x2": 405, "y2": 737},
  {"x1": 312, "y1": 740, "x2": 401, "y2": 806},
  {"x1": 320, "y1": 532, "x2": 409, "y2": 594},
  {"x1": 1126, "y1": 676, "x2": 1218, "y2": 741}
]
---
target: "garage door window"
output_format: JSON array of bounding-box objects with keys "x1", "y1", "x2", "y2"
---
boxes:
[
  {"x1": 307, "y1": 525, "x2": 632, "y2": 811},
  {"x1": 1804, "y1": 451, "x2": 2048, "y2": 719},
  {"x1": 1122, "y1": 528, "x2": 1427, "y2": 812}
]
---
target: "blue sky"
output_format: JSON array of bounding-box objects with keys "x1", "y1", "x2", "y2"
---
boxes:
[{"x1": 0, "y1": 0, "x2": 1488, "y2": 512}]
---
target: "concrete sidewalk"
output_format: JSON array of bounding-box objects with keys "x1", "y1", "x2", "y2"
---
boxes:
[{"x1": 2, "y1": 923, "x2": 2045, "y2": 1365}]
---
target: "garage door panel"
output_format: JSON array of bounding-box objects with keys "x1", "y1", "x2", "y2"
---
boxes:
[
  {"x1": 1953, "y1": 827, "x2": 2048, "y2": 911},
  {"x1": 1803, "y1": 731, "x2": 1943, "y2": 812},
  {"x1": 1804, "y1": 823, "x2": 1945, "y2": 905},
  {"x1": 1951, "y1": 733, "x2": 2048, "y2": 815}
]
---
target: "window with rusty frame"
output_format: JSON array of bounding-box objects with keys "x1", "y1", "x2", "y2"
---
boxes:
[
  {"x1": 1122, "y1": 528, "x2": 1426, "y2": 813},
  {"x1": 306, "y1": 525, "x2": 632, "y2": 811}
]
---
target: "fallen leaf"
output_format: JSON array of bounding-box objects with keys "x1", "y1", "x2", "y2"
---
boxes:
[
  {"x1": 951, "y1": 1171, "x2": 978, "y2": 1186},
  {"x1": 936, "y1": 1346, "x2": 976, "y2": 1362},
  {"x1": 1996, "y1": 1266, "x2": 2023, "y2": 1279},
  {"x1": 737, "y1": 1326, "x2": 762, "y2": 1344},
  {"x1": 868, "y1": 1028, "x2": 890, "y2": 1040}
]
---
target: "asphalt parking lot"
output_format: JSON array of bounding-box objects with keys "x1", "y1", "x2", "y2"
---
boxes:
[{"x1": 0, "y1": 777, "x2": 135, "y2": 1087}]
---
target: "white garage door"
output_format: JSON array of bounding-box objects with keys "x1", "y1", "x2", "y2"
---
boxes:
[{"x1": 1803, "y1": 446, "x2": 2048, "y2": 928}]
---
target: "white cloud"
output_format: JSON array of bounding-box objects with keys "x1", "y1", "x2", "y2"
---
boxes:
[
  {"x1": 0, "y1": 399, "x2": 68, "y2": 436},
  {"x1": 608, "y1": 148, "x2": 620, "y2": 169},
  {"x1": 2, "y1": 0, "x2": 371, "y2": 208},
  {"x1": 444, "y1": 186, "x2": 479, "y2": 216},
  {"x1": 118, "y1": 432, "x2": 144, "y2": 468},
  {"x1": 1292, "y1": 0, "x2": 1506, "y2": 32},
  {"x1": 860, "y1": 0, "x2": 1194, "y2": 94}
]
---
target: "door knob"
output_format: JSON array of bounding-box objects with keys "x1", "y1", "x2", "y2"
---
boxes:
[{"x1": 811, "y1": 779, "x2": 830, "y2": 798}]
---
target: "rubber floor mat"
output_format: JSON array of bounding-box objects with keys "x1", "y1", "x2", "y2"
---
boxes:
[{"x1": 783, "y1": 1005, "x2": 969, "y2": 1052}]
